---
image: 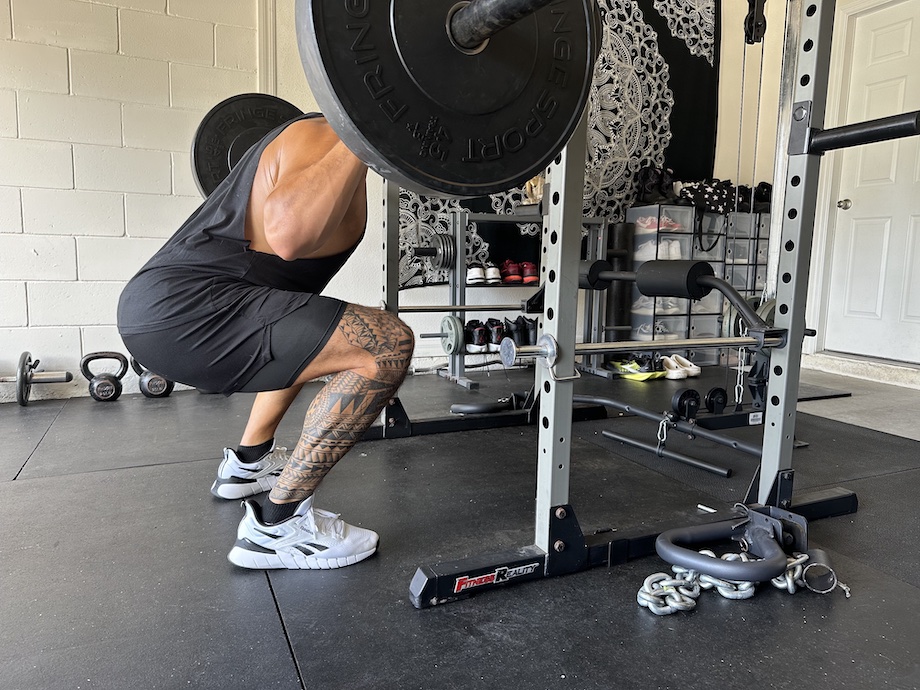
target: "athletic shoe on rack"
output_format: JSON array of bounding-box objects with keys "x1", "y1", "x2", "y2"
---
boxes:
[
  {"x1": 635, "y1": 321, "x2": 680, "y2": 341},
  {"x1": 464, "y1": 320, "x2": 489, "y2": 353},
  {"x1": 485, "y1": 318, "x2": 505, "y2": 353},
  {"x1": 517, "y1": 315, "x2": 538, "y2": 346},
  {"x1": 660, "y1": 355, "x2": 689, "y2": 380},
  {"x1": 466, "y1": 264, "x2": 486, "y2": 285},
  {"x1": 227, "y1": 496, "x2": 378, "y2": 570},
  {"x1": 634, "y1": 240, "x2": 657, "y2": 263},
  {"x1": 500, "y1": 259, "x2": 523, "y2": 284},
  {"x1": 484, "y1": 262, "x2": 502, "y2": 284},
  {"x1": 634, "y1": 216, "x2": 659, "y2": 234},
  {"x1": 656, "y1": 297, "x2": 682, "y2": 315},
  {"x1": 631, "y1": 295, "x2": 655, "y2": 314},
  {"x1": 504, "y1": 317, "x2": 523, "y2": 345},
  {"x1": 521, "y1": 261, "x2": 539, "y2": 284},
  {"x1": 211, "y1": 446, "x2": 287, "y2": 500}
]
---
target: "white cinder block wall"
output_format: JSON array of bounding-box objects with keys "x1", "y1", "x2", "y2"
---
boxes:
[{"x1": 0, "y1": 0, "x2": 260, "y2": 402}]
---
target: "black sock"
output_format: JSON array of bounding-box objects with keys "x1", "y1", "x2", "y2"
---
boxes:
[
  {"x1": 260, "y1": 496, "x2": 302, "y2": 524},
  {"x1": 236, "y1": 439, "x2": 274, "y2": 464}
]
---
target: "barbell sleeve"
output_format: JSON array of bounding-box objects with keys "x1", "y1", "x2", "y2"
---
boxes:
[
  {"x1": 449, "y1": 0, "x2": 556, "y2": 49},
  {"x1": 809, "y1": 110, "x2": 920, "y2": 154}
]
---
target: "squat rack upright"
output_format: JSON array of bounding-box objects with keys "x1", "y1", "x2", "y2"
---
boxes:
[{"x1": 400, "y1": 0, "x2": 919, "y2": 607}]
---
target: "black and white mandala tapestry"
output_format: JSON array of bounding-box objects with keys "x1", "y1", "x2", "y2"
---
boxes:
[{"x1": 399, "y1": 0, "x2": 721, "y2": 288}]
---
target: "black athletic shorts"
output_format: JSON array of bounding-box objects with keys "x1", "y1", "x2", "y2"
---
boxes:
[{"x1": 122, "y1": 296, "x2": 346, "y2": 395}]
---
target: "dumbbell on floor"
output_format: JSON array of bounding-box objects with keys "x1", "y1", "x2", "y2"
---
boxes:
[{"x1": 0, "y1": 352, "x2": 74, "y2": 406}]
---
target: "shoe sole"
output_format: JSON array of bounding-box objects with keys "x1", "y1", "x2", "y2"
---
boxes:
[
  {"x1": 466, "y1": 345, "x2": 488, "y2": 353},
  {"x1": 210, "y1": 475, "x2": 277, "y2": 500},
  {"x1": 502, "y1": 277, "x2": 523, "y2": 283},
  {"x1": 227, "y1": 545, "x2": 377, "y2": 570},
  {"x1": 522, "y1": 277, "x2": 539, "y2": 284}
]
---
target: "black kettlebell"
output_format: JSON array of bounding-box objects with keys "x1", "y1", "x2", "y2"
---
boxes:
[
  {"x1": 130, "y1": 358, "x2": 174, "y2": 398},
  {"x1": 80, "y1": 352, "x2": 129, "y2": 402}
]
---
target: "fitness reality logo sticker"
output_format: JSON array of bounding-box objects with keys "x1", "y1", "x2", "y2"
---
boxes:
[{"x1": 453, "y1": 562, "x2": 542, "y2": 594}]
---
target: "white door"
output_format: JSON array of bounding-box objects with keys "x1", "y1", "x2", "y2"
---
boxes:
[{"x1": 823, "y1": 0, "x2": 920, "y2": 363}]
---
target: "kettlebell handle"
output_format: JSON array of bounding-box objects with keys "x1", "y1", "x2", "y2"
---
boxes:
[
  {"x1": 80, "y1": 352, "x2": 129, "y2": 382},
  {"x1": 130, "y1": 357, "x2": 146, "y2": 377}
]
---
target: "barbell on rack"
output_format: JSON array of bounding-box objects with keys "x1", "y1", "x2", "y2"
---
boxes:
[{"x1": 0, "y1": 352, "x2": 74, "y2": 406}]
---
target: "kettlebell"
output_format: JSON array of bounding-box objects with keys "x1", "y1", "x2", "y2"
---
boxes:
[
  {"x1": 130, "y1": 358, "x2": 174, "y2": 398},
  {"x1": 80, "y1": 352, "x2": 129, "y2": 402}
]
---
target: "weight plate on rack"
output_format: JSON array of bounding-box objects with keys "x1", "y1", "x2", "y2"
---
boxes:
[
  {"x1": 671, "y1": 388, "x2": 701, "y2": 419},
  {"x1": 704, "y1": 386, "x2": 728, "y2": 414},
  {"x1": 295, "y1": 0, "x2": 599, "y2": 196},
  {"x1": 191, "y1": 93, "x2": 304, "y2": 198},
  {"x1": 441, "y1": 315, "x2": 465, "y2": 355}
]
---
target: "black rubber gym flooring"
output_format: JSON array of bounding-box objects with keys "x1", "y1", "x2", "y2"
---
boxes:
[{"x1": 2, "y1": 367, "x2": 919, "y2": 689}]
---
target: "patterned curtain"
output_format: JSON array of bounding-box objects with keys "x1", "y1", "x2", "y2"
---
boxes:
[{"x1": 399, "y1": 0, "x2": 720, "y2": 288}]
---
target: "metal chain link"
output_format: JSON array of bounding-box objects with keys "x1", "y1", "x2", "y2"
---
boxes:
[
  {"x1": 656, "y1": 415, "x2": 669, "y2": 456},
  {"x1": 638, "y1": 549, "x2": 850, "y2": 615},
  {"x1": 734, "y1": 344, "x2": 746, "y2": 406}
]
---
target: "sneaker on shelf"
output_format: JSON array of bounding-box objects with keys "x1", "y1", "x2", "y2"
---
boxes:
[
  {"x1": 484, "y1": 262, "x2": 502, "y2": 284},
  {"x1": 659, "y1": 215, "x2": 683, "y2": 230},
  {"x1": 521, "y1": 261, "x2": 539, "y2": 284},
  {"x1": 466, "y1": 264, "x2": 486, "y2": 285},
  {"x1": 211, "y1": 446, "x2": 287, "y2": 500},
  {"x1": 464, "y1": 319, "x2": 489, "y2": 353},
  {"x1": 500, "y1": 259, "x2": 523, "y2": 284},
  {"x1": 517, "y1": 314, "x2": 538, "y2": 346},
  {"x1": 634, "y1": 216, "x2": 659, "y2": 234},
  {"x1": 656, "y1": 297, "x2": 682, "y2": 315},
  {"x1": 504, "y1": 317, "x2": 523, "y2": 345},
  {"x1": 631, "y1": 295, "x2": 655, "y2": 314},
  {"x1": 636, "y1": 321, "x2": 680, "y2": 341},
  {"x1": 692, "y1": 292, "x2": 721, "y2": 313},
  {"x1": 654, "y1": 321, "x2": 680, "y2": 340},
  {"x1": 634, "y1": 240, "x2": 657, "y2": 263},
  {"x1": 668, "y1": 239, "x2": 683, "y2": 260},
  {"x1": 671, "y1": 353, "x2": 702, "y2": 377},
  {"x1": 227, "y1": 496, "x2": 379, "y2": 570},
  {"x1": 485, "y1": 318, "x2": 504, "y2": 353},
  {"x1": 660, "y1": 355, "x2": 689, "y2": 380}
]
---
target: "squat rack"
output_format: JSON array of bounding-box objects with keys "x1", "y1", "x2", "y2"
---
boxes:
[{"x1": 404, "y1": 0, "x2": 919, "y2": 607}]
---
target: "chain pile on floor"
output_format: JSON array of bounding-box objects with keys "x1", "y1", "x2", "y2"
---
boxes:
[{"x1": 637, "y1": 550, "x2": 851, "y2": 615}]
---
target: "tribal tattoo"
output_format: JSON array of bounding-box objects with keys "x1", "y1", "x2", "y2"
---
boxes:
[{"x1": 270, "y1": 305, "x2": 414, "y2": 503}]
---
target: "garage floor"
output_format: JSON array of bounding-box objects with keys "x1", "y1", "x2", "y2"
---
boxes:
[{"x1": 2, "y1": 364, "x2": 918, "y2": 689}]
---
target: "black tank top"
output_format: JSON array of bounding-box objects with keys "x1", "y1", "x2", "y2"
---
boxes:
[{"x1": 117, "y1": 113, "x2": 359, "y2": 337}]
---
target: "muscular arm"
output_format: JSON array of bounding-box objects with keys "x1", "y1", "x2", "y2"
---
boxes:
[{"x1": 260, "y1": 122, "x2": 368, "y2": 261}]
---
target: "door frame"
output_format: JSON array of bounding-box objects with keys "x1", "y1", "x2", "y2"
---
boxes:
[{"x1": 805, "y1": 0, "x2": 910, "y2": 358}]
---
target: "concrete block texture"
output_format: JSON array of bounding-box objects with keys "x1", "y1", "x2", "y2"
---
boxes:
[
  {"x1": 0, "y1": 40, "x2": 69, "y2": 93},
  {"x1": 122, "y1": 104, "x2": 200, "y2": 152},
  {"x1": 0, "y1": 89, "x2": 16, "y2": 137},
  {"x1": 125, "y1": 193, "x2": 201, "y2": 238},
  {"x1": 1, "y1": 1, "x2": 10, "y2": 39},
  {"x1": 216, "y1": 24, "x2": 257, "y2": 72},
  {"x1": 0, "y1": 234, "x2": 76, "y2": 281},
  {"x1": 0, "y1": 138, "x2": 74, "y2": 189},
  {"x1": 22, "y1": 189, "x2": 125, "y2": 236},
  {"x1": 119, "y1": 10, "x2": 214, "y2": 66},
  {"x1": 171, "y1": 151, "x2": 201, "y2": 197},
  {"x1": 0, "y1": 186, "x2": 22, "y2": 233},
  {"x1": 73, "y1": 145, "x2": 171, "y2": 194},
  {"x1": 11, "y1": 0, "x2": 117, "y2": 52},
  {"x1": 87, "y1": 0, "x2": 166, "y2": 11},
  {"x1": 28, "y1": 281, "x2": 124, "y2": 325},
  {"x1": 19, "y1": 92, "x2": 122, "y2": 146},
  {"x1": 77, "y1": 237, "x2": 165, "y2": 281},
  {"x1": 168, "y1": 0, "x2": 256, "y2": 29},
  {"x1": 0, "y1": 282, "x2": 27, "y2": 327},
  {"x1": 170, "y1": 63, "x2": 257, "y2": 111},
  {"x1": 70, "y1": 51, "x2": 169, "y2": 106}
]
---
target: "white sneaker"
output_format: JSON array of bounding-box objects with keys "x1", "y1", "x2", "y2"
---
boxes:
[
  {"x1": 228, "y1": 496, "x2": 379, "y2": 570},
  {"x1": 636, "y1": 321, "x2": 680, "y2": 341},
  {"x1": 671, "y1": 353, "x2": 702, "y2": 377},
  {"x1": 656, "y1": 297, "x2": 681, "y2": 315},
  {"x1": 635, "y1": 240, "x2": 657, "y2": 263},
  {"x1": 484, "y1": 262, "x2": 502, "y2": 284},
  {"x1": 467, "y1": 265, "x2": 486, "y2": 285},
  {"x1": 661, "y1": 356, "x2": 689, "y2": 379},
  {"x1": 668, "y1": 240, "x2": 683, "y2": 260},
  {"x1": 211, "y1": 447, "x2": 288, "y2": 500},
  {"x1": 632, "y1": 295, "x2": 655, "y2": 314}
]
